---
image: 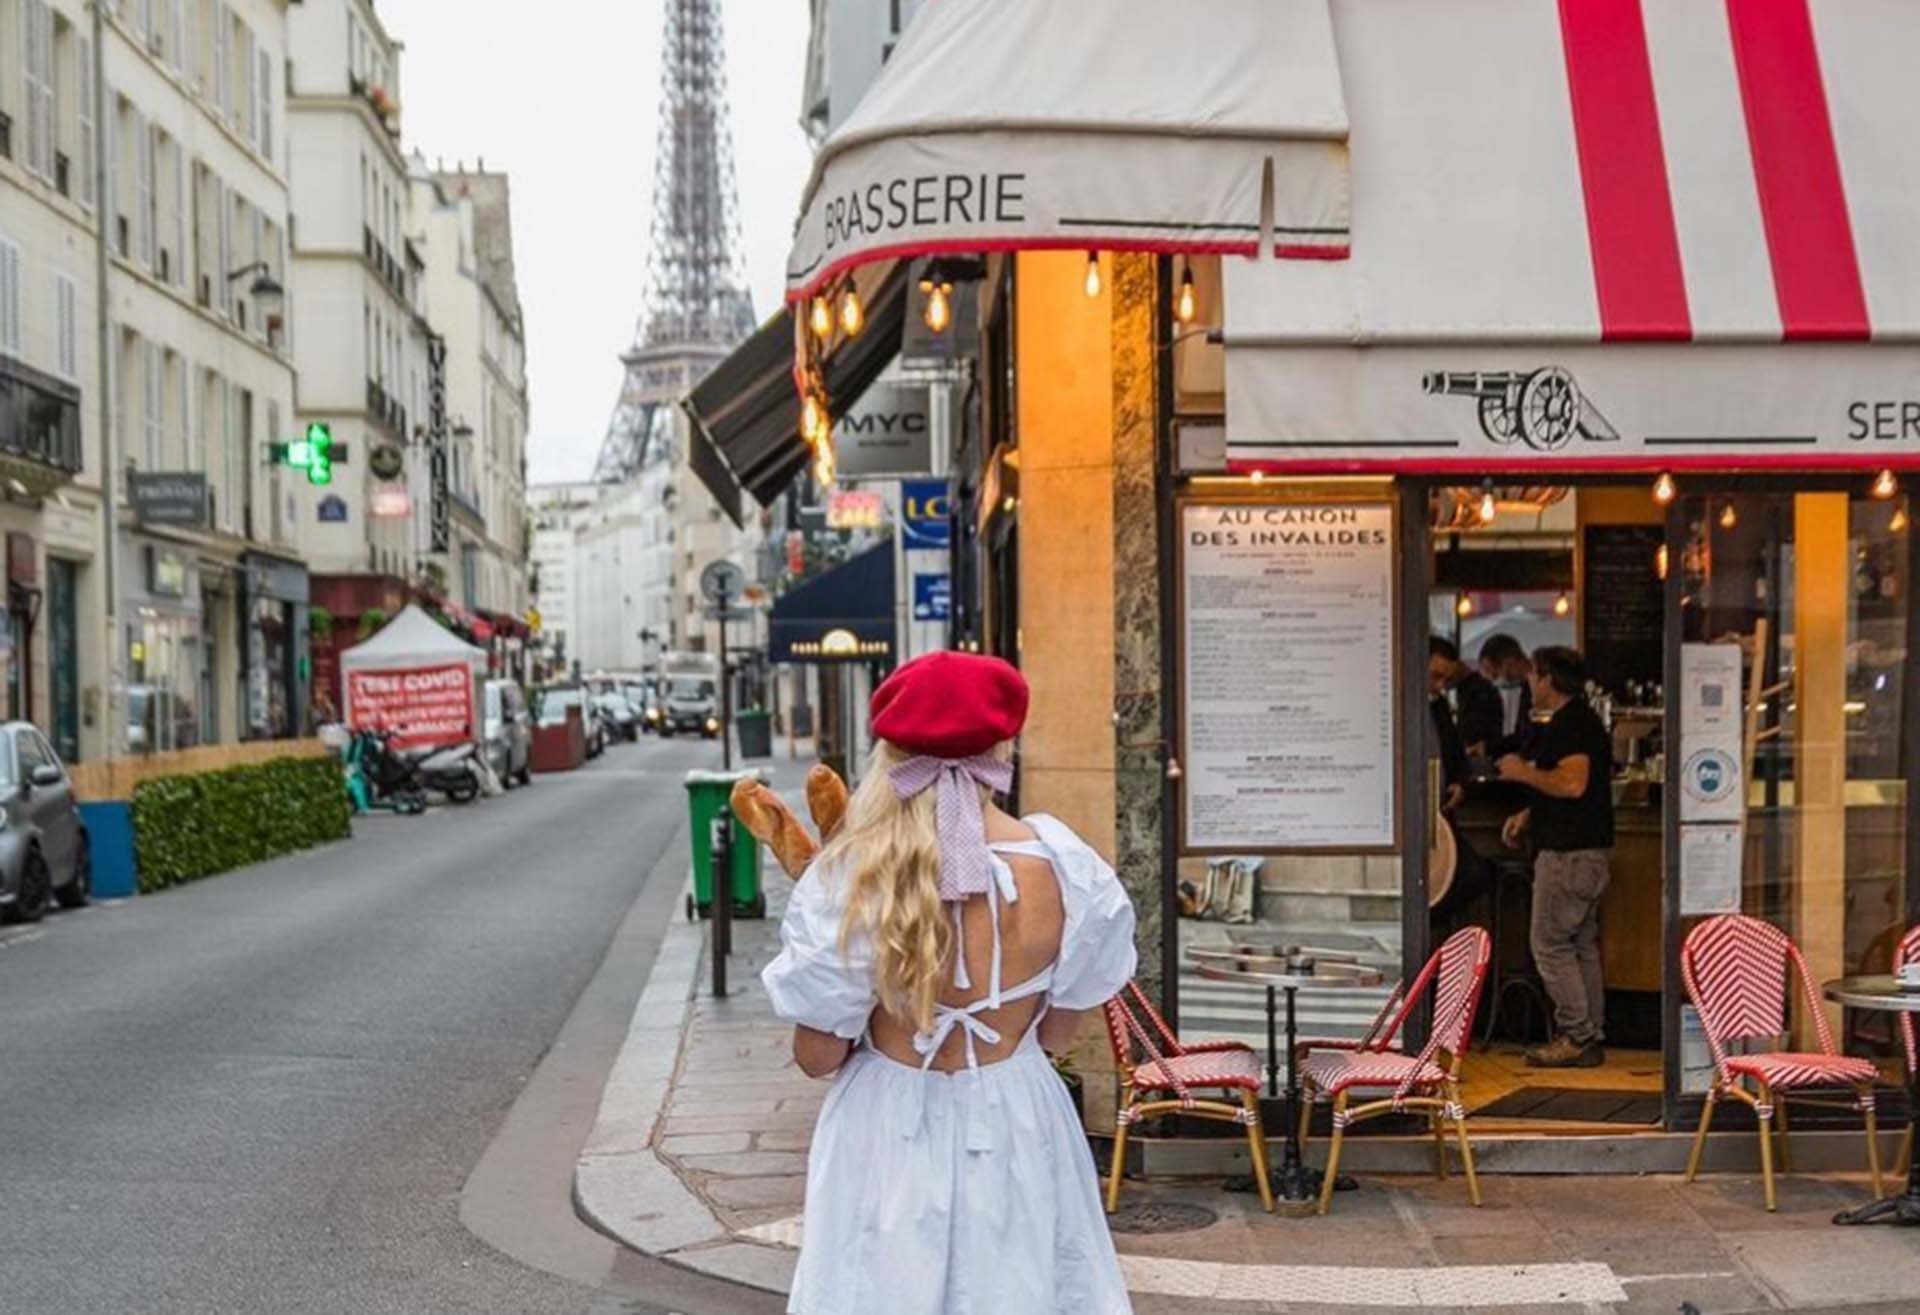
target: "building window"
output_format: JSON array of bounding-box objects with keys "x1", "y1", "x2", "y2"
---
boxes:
[
  {"x1": 52, "y1": 271, "x2": 76, "y2": 380},
  {"x1": 75, "y1": 34, "x2": 95, "y2": 209}
]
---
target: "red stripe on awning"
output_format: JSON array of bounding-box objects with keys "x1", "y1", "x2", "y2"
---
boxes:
[
  {"x1": 1558, "y1": 0, "x2": 1692, "y2": 341},
  {"x1": 1726, "y1": 0, "x2": 1869, "y2": 340}
]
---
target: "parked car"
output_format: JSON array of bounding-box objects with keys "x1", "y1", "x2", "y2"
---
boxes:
[
  {"x1": 622, "y1": 682, "x2": 658, "y2": 734},
  {"x1": 537, "y1": 686, "x2": 605, "y2": 759},
  {"x1": 595, "y1": 692, "x2": 640, "y2": 742},
  {"x1": 0, "y1": 723, "x2": 90, "y2": 923},
  {"x1": 483, "y1": 680, "x2": 534, "y2": 786}
]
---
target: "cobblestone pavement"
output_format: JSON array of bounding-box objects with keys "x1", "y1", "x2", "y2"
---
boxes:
[{"x1": 577, "y1": 760, "x2": 1920, "y2": 1314}]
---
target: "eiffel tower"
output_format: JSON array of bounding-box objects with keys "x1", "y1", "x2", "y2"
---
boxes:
[{"x1": 593, "y1": 0, "x2": 756, "y2": 482}]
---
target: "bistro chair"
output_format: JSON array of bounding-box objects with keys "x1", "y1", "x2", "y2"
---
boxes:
[
  {"x1": 1896, "y1": 924, "x2": 1919, "y2": 1179},
  {"x1": 1680, "y1": 914, "x2": 1883, "y2": 1211},
  {"x1": 1102, "y1": 981, "x2": 1275, "y2": 1214},
  {"x1": 1300, "y1": 925, "x2": 1491, "y2": 1215}
]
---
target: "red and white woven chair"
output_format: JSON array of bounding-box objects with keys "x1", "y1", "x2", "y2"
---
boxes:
[
  {"x1": 1896, "y1": 924, "x2": 1919, "y2": 1180},
  {"x1": 1299, "y1": 926, "x2": 1491, "y2": 1214},
  {"x1": 1103, "y1": 980, "x2": 1274, "y2": 1214},
  {"x1": 1681, "y1": 914, "x2": 1884, "y2": 1211}
]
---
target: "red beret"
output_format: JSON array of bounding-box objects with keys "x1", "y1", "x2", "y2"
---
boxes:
[{"x1": 870, "y1": 652, "x2": 1029, "y2": 758}]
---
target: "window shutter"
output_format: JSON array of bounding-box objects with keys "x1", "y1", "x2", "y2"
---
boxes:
[
  {"x1": 143, "y1": 340, "x2": 162, "y2": 468},
  {"x1": 76, "y1": 36, "x2": 95, "y2": 209},
  {"x1": 185, "y1": 0, "x2": 200, "y2": 91},
  {"x1": 178, "y1": 355, "x2": 191, "y2": 471},
  {"x1": 169, "y1": 0, "x2": 185, "y2": 72},
  {"x1": 212, "y1": 5, "x2": 228, "y2": 116},
  {"x1": 237, "y1": 22, "x2": 255, "y2": 136},
  {"x1": 0, "y1": 238, "x2": 21, "y2": 357},
  {"x1": 256, "y1": 47, "x2": 271, "y2": 160},
  {"x1": 136, "y1": 115, "x2": 157, "y2": 270},
  {"x1": 171, "y1": 139, "x2": 186, "y2": 288},
  {"x1": 216, "y1": 181, "x2": 232, "y2": 313},
  {"x1": 53, "y1": 272, "x2": 76, "y2": 379}
]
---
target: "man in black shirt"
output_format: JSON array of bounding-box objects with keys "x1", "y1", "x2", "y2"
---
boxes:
[
  {"x1": 1430, "y1": 635, "x2": 1506, "y2": 760},
  {"x1": 1497, "y1": 645, "x2": 1614, "y2": 1068}
]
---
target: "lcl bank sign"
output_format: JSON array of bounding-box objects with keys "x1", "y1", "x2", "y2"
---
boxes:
[{"x1": 834, "y1": 383, "x2": 938, "y2": 477}]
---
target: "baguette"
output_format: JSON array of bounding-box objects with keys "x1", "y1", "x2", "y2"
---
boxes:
[
  {"x1": 806, "y1": 764, "x2": 851, "y2": 842},
  {"x1": 729, "y1": 779, "x2": 820, "y2": 880}
]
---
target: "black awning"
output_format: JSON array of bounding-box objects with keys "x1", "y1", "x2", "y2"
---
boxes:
[
  {"x1": 769, "y1": 542, "x2": 895, "y2": 664},
  {"x1": 683, "y1": 264, "x2": 908, "y2": 511},
  {"x1": 687, "y1": 416, "x2": 747, "y2": 528}
]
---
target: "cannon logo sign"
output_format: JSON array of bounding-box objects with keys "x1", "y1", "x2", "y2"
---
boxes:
[
  {"x1": 1423, "y1": 368, "x2": 1620, "y2": 451},
  {"x1": 346, "y1": 663, "x2": 473, "y2": 750}
]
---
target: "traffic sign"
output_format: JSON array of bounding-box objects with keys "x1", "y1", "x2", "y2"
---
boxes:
[{"x1": 699, "y1": 560, "x2": 746, "y2": 603}]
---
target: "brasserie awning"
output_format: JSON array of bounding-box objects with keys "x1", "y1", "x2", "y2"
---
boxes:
[
  {"x1": 784, "y1": 0, "x2": 1350, "y2": 301},
  {"x1": 1223, "y1": 1, "x2": 1920, "y2": 475},
  {"x1": 685, "y1": 264, "x2": 909, "y2": 514},
  {"x1": 769, "y1": 542, "x2": 895, "y2": 664}
]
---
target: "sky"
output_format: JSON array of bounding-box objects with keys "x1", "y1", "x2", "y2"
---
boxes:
[{"x1": 377, "y1": 0, "x2": 813, "y2": 486}]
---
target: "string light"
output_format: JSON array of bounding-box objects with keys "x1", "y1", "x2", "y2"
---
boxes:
[
  {"x1": 921, "y1": 278, "x2": 952, "y2": 333},
  {"x1": 1893, "y1": 503, "x2": 1910, "y2": 533},
  {"x1": 1653, "y1": 472, "x2": 1677, "y2": 505},
  {"x1": 1553, "y1": 591, "x2": 1571, "y2": 617},
  {"x1": 1719, "y1": 502, "x2": 1737, "y2": 530},
  {"x1": 811, "y1": 434, "x2": 836, "y2": 487},
  {"x1": 1083, "y1": 250, "x2": 1101, "y2": 298},
  {"x1": 1455, "y1": 592, "x2": 1473, "y2": 617},
  {"x1": 1175, "y1": 263, "x2": 1197, "y2": 324},
  {"x1": 1656, "y1": 543, "x2": 1670, "y2": 580},
  {"x1": 1249, "y1": 469, "x2": 1265, "y2": 484},
  {"x1": 838, "y1": 286, "x2": 864, "y2": 336},
  {"x1": 800, "y1": 392, "x2": 826, "y2": 443},
  {"x1": 1478, "y1": 483, "x2": 1497, "y2": 524},
  {"x1": 1872, "y1": 468, "x2": 1898, "y2": 500},
  {"x1": 808, "y1": 295, "x2": 831, "y2": 340}
]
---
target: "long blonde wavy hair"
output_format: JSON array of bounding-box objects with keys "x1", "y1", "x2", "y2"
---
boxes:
[{"x1": 826, "y1": 738, "x2": 1012, "y2": 1032}]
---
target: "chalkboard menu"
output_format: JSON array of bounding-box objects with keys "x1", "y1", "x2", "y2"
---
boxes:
[{"x1": 1583, "y1": 524, "x2": 1664, "y2": 693}]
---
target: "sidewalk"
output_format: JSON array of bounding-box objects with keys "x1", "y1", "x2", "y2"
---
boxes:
[{"x1": 575, "y1": 764, "x2": 1920, "y2": 1313}]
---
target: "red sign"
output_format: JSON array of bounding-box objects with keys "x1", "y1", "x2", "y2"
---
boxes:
[{"x1": 346, "y1": 663, "x2": 473, "y2": 749}]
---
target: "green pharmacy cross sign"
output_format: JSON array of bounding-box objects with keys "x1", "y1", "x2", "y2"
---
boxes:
[{"x1": 272, "y1": 423, "x2": 349, "y2": 485}]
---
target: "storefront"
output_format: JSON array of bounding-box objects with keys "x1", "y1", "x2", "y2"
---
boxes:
[
  {"x1": 774, "y1": 0, "x2": 1920, "y2": 1151},
  {"x1": 241, "y1": 552, "x2": 311, "y2": 741},
  {"x1": 123, "y1": 535, "x2": 206, "y2": 754}
]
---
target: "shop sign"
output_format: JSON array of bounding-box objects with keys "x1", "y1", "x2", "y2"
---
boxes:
[
  {"x1": 912, "y1": 573, "x2": 950, "y2": 621},
  {"x1": 318, "y1": 495, "x2": 350, "y2": 523},
  {"x1": 369, "y1": 485, "x2": 411, "y2": 518},
  {"x1": 368, "y1": 443, "x2": 405, "y2": 480},
  {"x1": 130, "y1": 472, "x2": 210, "y2": 528},
  {"x1": 1179, "y1": 501, "x2": 1396, "y2": 850},
  {"x1": 1226, "y1": 346, "x2": 1920, "y2": 472},
  {"x1": 427, "y1": 335, "x2": 451, "y2": 553},
  {"x1": 901, "y1": 480, "x2": 951, "y2": 549},
  {"x1": 345, "y1": 662, "x2": 473, "y2": 751},
  {"x1": 147, "y1": 546, "x2": 189, "y2": 598},
  {"x1": 246, "y1": 554, "x2": 310, "y2": 604},
  {"x1": 826, "y1": 489, "x2": 886, "y2": 530},
  {"x1": 833, "y1": 384, "x2": 935, "y2": 476}
]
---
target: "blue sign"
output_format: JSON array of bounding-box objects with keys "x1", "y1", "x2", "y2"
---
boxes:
[
  {"x1": 902, "y1": 480, "x2": 951, "y2": 549},
  {"x1": 913, "y1": 573, "x2": 951, "y2": 622},
  {"x1": 317, "y1": 495, "x2": 350, "y2": 523}
]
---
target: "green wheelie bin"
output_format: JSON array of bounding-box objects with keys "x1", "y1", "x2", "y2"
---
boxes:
[{"x1": 684, "y1": 769, "x2": 768, "y2": 921}]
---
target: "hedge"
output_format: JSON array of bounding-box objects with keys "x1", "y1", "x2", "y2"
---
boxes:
[{"x1": 131, "y1": 755, "x2": 352, "y2": 892}]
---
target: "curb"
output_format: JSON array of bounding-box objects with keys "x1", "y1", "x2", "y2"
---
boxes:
[{"x1": 572, "y1": 821, "x2": 790, "y2": 1289}]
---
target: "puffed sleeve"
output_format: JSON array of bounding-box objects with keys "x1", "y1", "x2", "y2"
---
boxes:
[
  {"x1": 760, "y1": 860, "x2": 876, "y2": 1040},
  {"x1": 1028, "y1": 815, "x2": 1138, "y2": 1010}
]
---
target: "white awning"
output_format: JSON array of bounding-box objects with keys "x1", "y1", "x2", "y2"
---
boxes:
[
  {"x1": 1224, "y1": 0, "x2": 1920, "y2": 474},
  {"x1": 784, "y1": 0, "x2": 1350, "y2": 302}
]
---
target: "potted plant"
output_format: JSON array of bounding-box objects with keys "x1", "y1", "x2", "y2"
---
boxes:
[{"x1": 1051, "y1": 1050, "x2": 1084, "y2": 1122}]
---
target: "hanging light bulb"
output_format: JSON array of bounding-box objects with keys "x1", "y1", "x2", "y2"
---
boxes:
[
  {"x1": 838, "y1": 286, "x2": 864, "y2": 336},
  {"x1": 1249, "y1": 469, "x2": 1265, "y2": 484},
  {"x1": 808, "y1": 295, "x2": 832, "y2": 339},
  {"x1": 922, "y1": 280, "x2": 952, "y2": 333},
  {"x1": 1893, "y1": 503, "x2": 1910, "y2": 534},
  {"x1": 811, "y1": 434, "x2": 836, "y2": 487},
  {"x1": 1718, "y1": 502, "x2": 1738, "y2": 530},
  {"x1": 1175, "y1": 264, "x2": 1197, "y2": 324},
  {"x1": 1871, "y1": 468, "x2": 1898, "y2": 500},
  {"x1": 1455, "y1": 592, "x2": 1474, "y2": 618},
  {"x1": 1653, "y1": 471, "x2": 1677, "y2": 505},
  {"x1": 1083, "y1": 250, "x2": 1101, "y2": 299},
  {"x1": 800, "y1": 392, "x2": 826, "y2": 443},
  {"x1": 1656, "y1": 543, "x2": 1670, "y2": 580},
  {"x1": 1478, "y1": 484, "x2": 1498, "y2": 524},
  {"x1": 1553, "y1": 590, "x2": 1572, "y2": 617}
]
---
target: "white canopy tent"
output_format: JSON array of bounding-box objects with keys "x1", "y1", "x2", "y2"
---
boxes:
[
  {"x1": 339, "y1": 605, "x2": 486, "y2": 749},
  {"x1": 784, "y1": 0, "x2": 1351, "y2": 302}
]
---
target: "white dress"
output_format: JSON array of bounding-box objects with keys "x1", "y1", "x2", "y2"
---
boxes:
[{"x1": 762, "y1": 813, "x2": 1138, "y2": 1315}]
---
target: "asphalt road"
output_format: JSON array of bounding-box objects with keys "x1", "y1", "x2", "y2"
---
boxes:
[{"x1": 0, "y1": 736, "x2": 784, "y2": 1315}]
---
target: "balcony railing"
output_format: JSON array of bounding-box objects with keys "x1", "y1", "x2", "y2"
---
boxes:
[
  {"x1": 0, "y1": 358, "x2": 84, "y2": 482},
  {"x1": 365, "y1": 378, "x2": 406, "y2": 437},
  {"x1": 361, "y1": 224, "x2": 408, "y2": 300}
]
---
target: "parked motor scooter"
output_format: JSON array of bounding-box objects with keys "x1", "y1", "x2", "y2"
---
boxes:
[
  {"x1": 405, "y1": 740, "x2": 482, "y2": 804},
  {"x1": 345, "y1": 729, "x2": 428, "y2": 815}
]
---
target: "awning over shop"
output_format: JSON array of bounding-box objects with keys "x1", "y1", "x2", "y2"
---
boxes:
[
  {"x1": 686, "y1": 264, "x2": 908, "y2": 510},
  {"x1": 1223, "y1": 1, "x2": 1920, "y2": 475},
  {"x1": 784, "y1": 0, "x2": 1350, "y2": 301},
  {"x1": 769, "y1": 542, "x2": 895, "y2": 664}
]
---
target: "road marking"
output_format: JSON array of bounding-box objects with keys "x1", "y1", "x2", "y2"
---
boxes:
[{"x1": 737, "y1": 1215, "x2": 1629, "y2": 1305}]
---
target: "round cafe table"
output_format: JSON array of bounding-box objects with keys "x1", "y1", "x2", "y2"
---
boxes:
[
  {"x1": 1188, "y1": 947, "x2": 1387, "y2": 1207},
  {"x1": 1823, "y1": 975, "x2": 1920, "y2": 1226}
]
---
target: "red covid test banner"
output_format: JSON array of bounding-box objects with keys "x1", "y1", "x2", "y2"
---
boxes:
[{"x1": 346, "y1": 663, "x2": 473, "y2": 749}]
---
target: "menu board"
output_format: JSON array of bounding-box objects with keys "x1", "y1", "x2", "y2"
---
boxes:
[
  {"x1": 1181, "y1": 502, "x2": 1396, "y2": 850},
  {"x1": 1582, "y1": 525, "x2": 1665, "y2": 693}
]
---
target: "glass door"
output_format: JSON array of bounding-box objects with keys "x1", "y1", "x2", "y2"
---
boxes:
[
  {"x1": 47, "y1": 559, "x2": 79, "y2": 762},
  {"x1": 1669, "y1": 491, "x2": 1910, "y2": 1109}
]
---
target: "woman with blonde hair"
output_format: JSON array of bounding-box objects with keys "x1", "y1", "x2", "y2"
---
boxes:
[{"x1": 763, "y1": 651, "x2": 1137, "y2": 1314}]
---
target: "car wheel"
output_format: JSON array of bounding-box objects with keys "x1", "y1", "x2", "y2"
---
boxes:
[
  {"x1": 55, "y1": 833, "x2": 91, "y2": 909},
  {"x1": 516, "y1": 761, "x2": 532, "y2": 786},
  {"x1": 3, "y1": 849, "x2": 52, "y2": 924}
]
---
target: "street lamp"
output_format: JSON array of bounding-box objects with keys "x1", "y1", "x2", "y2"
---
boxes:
[{"x1": 226, "y1": 260, "x2": 285, "y2": 320}]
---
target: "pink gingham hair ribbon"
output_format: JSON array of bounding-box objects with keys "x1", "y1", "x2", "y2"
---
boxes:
[{"x1": 890, "y1": 753, "x2": 1018, "y2": 997}]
